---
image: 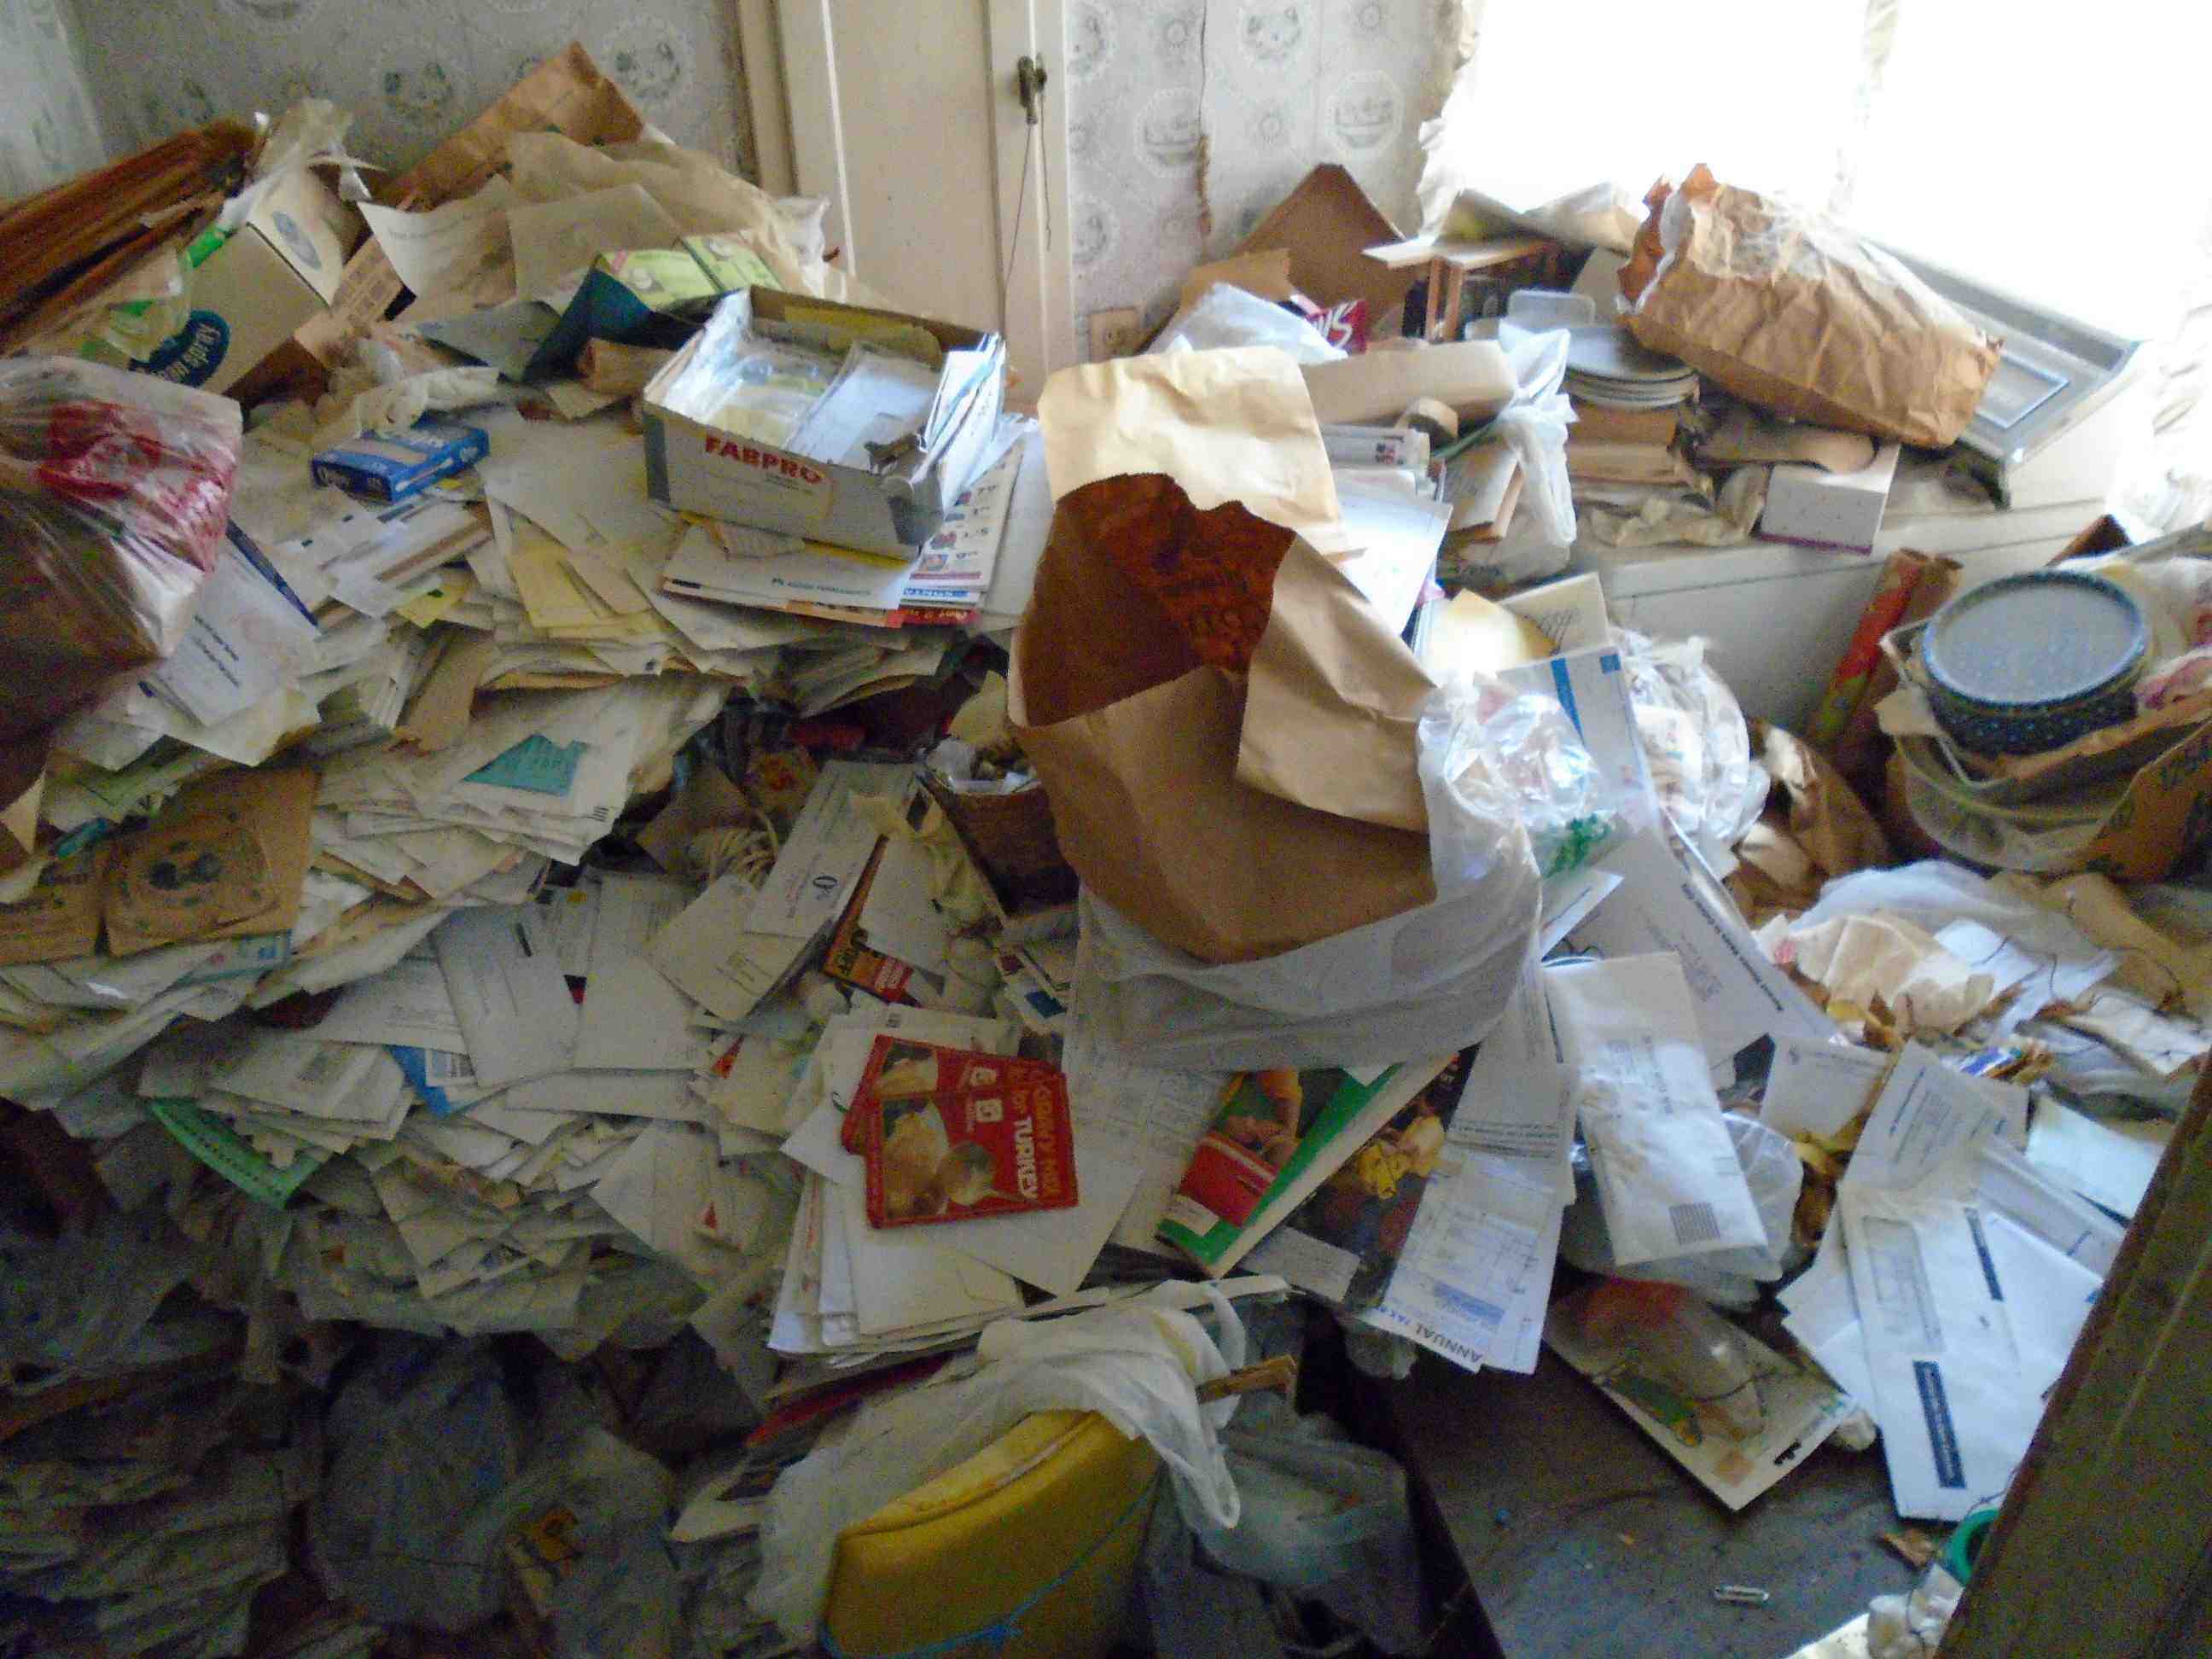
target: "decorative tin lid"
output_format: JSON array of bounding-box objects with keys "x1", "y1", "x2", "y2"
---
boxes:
[{"x1": 1924, "y1": 571, "x2": 2147, "y2": 711}]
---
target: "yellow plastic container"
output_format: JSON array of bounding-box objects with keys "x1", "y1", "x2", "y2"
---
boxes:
[{"x1": 821, "y1": 1409, "x2": 1162, "y2": 1658}]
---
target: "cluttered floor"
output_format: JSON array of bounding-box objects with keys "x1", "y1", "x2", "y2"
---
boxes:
[{"x1": 3, "y1": 42, "x2": 2205, "y2": 1659}]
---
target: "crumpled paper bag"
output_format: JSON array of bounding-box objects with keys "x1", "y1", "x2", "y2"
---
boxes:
[{"x1": 1623, "y1": 166, "x2": 2001, "y2": 447}]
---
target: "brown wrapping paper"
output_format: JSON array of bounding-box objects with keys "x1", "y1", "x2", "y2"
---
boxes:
[
  {"x1": 1010, "y1": 475, "x2": 1434, "y2": 963},
  {"x1": 1625, "y1": 166, "x2": 2001, "y2": 448}
]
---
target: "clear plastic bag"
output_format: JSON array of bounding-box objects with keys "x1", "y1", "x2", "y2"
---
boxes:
[
  {"x1": 1560, "y1": 1111, "x2": 1804, "y2": 1308},
  {"x1": 752, "y1": 1283, "x2": 1249, "y2": 1644},
  {"x1": 0, "y1": 358, "x2": 240, "y2": 740},
  {"x1": 1192, "y1": 1395, "x2": 1428, "y2": 1654},
  {"x1": 1618, "y1": 628, "x2": 1768, "y2": 859},
  {"x1": 1419, "y1": 671, "x2": 1621, "y2": 881}
]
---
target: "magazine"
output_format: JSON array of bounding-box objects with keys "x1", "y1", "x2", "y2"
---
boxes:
[
  {"x1": 1242, "y1": 1048, "x2": 1476, "y2": 1306},
  {"x1": 1156, "y1": 1054, "x2": 1456, "y2": 1277}
]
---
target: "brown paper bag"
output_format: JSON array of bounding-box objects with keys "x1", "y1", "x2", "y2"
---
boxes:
[
  {"x1": 1625, "y1": 166, "x2": 2000, "y2": 448},
  {"x1": 1010, "y1": 475, "x2": 1434, "y2": 963},
  {"x1": 382, "y1": 44, "x2": 646, "y2": 210}
]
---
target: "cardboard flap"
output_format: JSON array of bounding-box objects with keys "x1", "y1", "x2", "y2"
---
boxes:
[{"x1": 1239, "y1": 540, "x2": 1435, "y2": 833}]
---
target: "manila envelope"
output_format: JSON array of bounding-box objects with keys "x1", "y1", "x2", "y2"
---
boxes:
[
  {"x1": 103, "y1": 767, "x2": 318, "y2": 957},
  {"x1": 1010, "y1": 474, "x2": 1435, "y2": 964}
]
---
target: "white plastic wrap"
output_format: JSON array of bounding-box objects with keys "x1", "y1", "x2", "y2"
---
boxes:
[
  {"x1": 1619, "y1": 628, "x2": 1769, "y2": 859},
  {"x1": 751, "y1": 1283, "x2": 1248, "y2": 1645},
  {"x1": 1150, "y1": 283, "x2": 1346, "y2": 364},
  {"x1": 1487, "y1": 325, "x2": 1576, "y2": 547},
  {"x1": 1076, "y1": 672, "x2": 1549, "y2": 1069}
]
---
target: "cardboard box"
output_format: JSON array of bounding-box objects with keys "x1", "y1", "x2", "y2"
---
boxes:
[
  {"x1": 1760, "y1": 441, "x2": 1901, "y2": 555},
  {"x1": 1235, "y1": 164, "x2": 1415, "y2": 324},
  {"x1": 643, "y1": 289, "x2": 1005, "y2": 556},
  {"x1": 141, "y1": 168, "x2": 363, "y2": 394}
]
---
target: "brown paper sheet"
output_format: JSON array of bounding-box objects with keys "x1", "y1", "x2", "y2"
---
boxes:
[
  {"x1": 0, "y1": 732, "x2": 46, "y2": 877},
  {"x1": 1010, "y1": 476, "x2": 1433, "y2": 963},
  {"x1": 1037, "y1": 350, "x2": 1342, "y2": 538},
  {"x1": 1569, "y1": 401, "x2": 1679, "y2": 445},
  {"x1": 1757, "y1": 723, "x2": 1891, "y2": 882},
  {"x1": 1626, "y1": 167, "x2": 2000, "y2": 448},
  {"x1": 397, "y1": 631, "x2": 502, "y2": 752},
  {"x1": 637, "y1": 764, "x2": 755, "y2": 873},
  {"x1": 0, "y1": 847, "x2": 106, "y2": 969},
  {"x1": 104, "y1": 767, "x2": 317, "y2": 956},
  {"x1": 1238, "y1": 540, "x2": 1437, "y2": 833},
  {"x1": 1703, "y1": 409, "x2": 1876, "y2": 474},
  {"x1": 1301, "y1": 341, "x2": 1515, "y2": 426},
  {"x1": 1233, "y1": 164, "x2": 1413, "y2": 320},
  {"x1": 383, "y1": 43, "x2": 645, "y2": 210}
]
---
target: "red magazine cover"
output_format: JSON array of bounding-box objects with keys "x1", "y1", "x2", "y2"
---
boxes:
[
  {"x1": 841, "y1": 1035, "x2": 1057, "y2": 1153},
  {"x1": 862, "y1": 1059, "x2": 1077, "y2": 1229}
]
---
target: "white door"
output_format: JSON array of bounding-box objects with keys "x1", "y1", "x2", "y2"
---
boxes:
[{"x1": 739, "y1": 0, "x2": 1074, "y2": 401}]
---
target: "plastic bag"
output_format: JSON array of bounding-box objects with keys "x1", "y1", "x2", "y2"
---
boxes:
[
  {"x1": 0, "y1": 358, "x2": 239, "y2": 741},
  {"x1": 311, "y1": 1336, "x2": 527, "y2": 1631},
  {"x1": 752, "y1": 1282, "x2": 1248, "y2": 1644},
  {"x1": 1420, "y1": 672, "x2": 1621, "y2": 880},
  {"x1": 1075, "y1": 669, "x2": 1550, "y2": 1070},
  {"x1": 1193, "y1": 1396, "x2": 1427, "y2": 1654},
  {"x1": 1488, "y1": 325, "x2": 1576, "y2": 547},
  {"x1": 1618, "y1": 628, "x2": 1768, "y2": 861},
  {"x1": 1150, "y1": 283, "x2": 1346, "y2": 364},
  {"x1": 1560, "y1": 1111, "x2": 1804, "y2": 1308}
]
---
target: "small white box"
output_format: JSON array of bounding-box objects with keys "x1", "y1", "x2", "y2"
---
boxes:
[
  {"x1": 1760, "y1": 441, "x2": 1901, "y2": 556},
  {"x1": 643, "y1": 288, "x2": 1005, "y2": 556}
]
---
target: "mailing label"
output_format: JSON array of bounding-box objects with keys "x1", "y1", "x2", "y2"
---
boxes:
[{"x1": 1913, "y1": 1361, "x2": 1968, "y2": 1491}]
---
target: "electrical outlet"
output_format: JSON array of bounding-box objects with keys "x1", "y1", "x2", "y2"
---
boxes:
[{"x1": 1088, "y1": 308, "x2": 1143, "y2": 361}]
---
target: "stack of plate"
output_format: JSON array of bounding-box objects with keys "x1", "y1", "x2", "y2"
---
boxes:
[{"x1": 1564, "y1": 325, "x2": 1699, "y2": 407}]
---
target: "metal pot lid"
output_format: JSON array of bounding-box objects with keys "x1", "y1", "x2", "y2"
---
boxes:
[{"x1": 1924, "y1": 571, "x2": 2148, "y2": 710}]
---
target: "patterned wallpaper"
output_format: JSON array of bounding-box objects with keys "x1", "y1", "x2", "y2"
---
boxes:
[
  {"x1": 62, "y1": 0, "x2": 754, "y2": 183},
  {"x1": 0, "y1": 0, "x2": 108, "y2": 201},
  {"x1": 1065, "y1": 0, "x2": 1456, "y2": 341}
]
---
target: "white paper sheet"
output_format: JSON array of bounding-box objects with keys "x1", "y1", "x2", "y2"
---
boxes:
[
  {"x1": 1568, "y1": 832, "x2": 1835, "y2": 1079},
  {"x1": 573, "y1": 871, "x2": 712, "y2": 1072},
  {"x1": 1327, "y1": 469, "x2": 1451, "y2": 636},
  {"x1": 2026, "y1": 1102, "x2": 2170, "y2": 1219},
  {"x1": 661, "y1": 534, "x2": 917, "y2": 616},
  {"x1": 1761, "y1": 1036, "x2": 1894, "y2": 1141},
  {"x1": 506, "y1": 184, "x2": 683, "y2": 303},
  {"x1": 1362, "y1": 1150, "x2": 1563, "y2": 1377},
  {"x1": 360, "y1": 180, "x2": 515, "y2": 303},
  {"x1": 432, "y1": 905, "x2": 579, "y2": 1089},
  {"x1": 852, "y1": 836, "x2": 953, "y2": 973},
  {"x1": 1839, "y1": 1044, "x2": 2033, "y2": 1521},
  {"x1": 1451, "y1": 957, "x2": 1572, "y2": 1189},
  {"x1": 744, "y1": 761, "x2": 912, "y2": 940},
  {"x1": 1547, "y1": 952, "x2": 1768, "y2": 1264},
  {"x1": 646, "y1": 872, "x2": 819, "y2": 1022},
  {"x1": 314, "y1": 953, "x2": 468, "y2": 1053},
  {"x1": 143, "y1": 530, "x2": 320, "y2": 727}
]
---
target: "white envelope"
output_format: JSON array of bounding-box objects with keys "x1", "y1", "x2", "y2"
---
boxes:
[{"x1": 433, "y1": 905, "x2": 579, "y2": 1089}]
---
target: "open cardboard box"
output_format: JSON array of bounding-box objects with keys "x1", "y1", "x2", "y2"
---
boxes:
[{"x1": 643, "y1": 288, "x2": 1006, "y2": 556}]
